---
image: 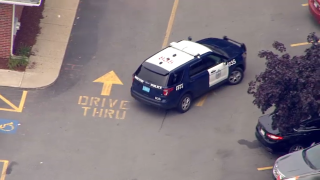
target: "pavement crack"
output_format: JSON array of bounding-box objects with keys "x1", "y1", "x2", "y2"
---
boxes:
[{"x1": 158, "y1": 110, "x2": 168, "y2": 132}]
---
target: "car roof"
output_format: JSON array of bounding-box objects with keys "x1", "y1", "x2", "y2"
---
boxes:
[{"x1": 143, "y1": 40, "x2": 212, "y2": 72}]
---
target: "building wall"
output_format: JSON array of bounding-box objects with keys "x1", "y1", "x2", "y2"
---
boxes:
[
  {"x1": 15, "y1": 5, "x2": 23, "y2": 20},
  {"x1": 0, "y1": 4, "x2": 13, "y2": 59}
]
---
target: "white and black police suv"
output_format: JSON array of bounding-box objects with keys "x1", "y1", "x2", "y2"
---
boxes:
[{"x1": 131, "y1": 36, "x2": 247, "y2": 113}]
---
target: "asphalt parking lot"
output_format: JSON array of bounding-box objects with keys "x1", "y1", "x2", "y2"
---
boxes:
[{"x1": 0, "y1": 0, "x2": 319, "y2": 180}]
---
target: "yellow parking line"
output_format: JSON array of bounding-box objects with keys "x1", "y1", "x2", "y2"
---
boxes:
[
  {"x1": 195, "y1": 93, "x2": 209, "y2": 107},
  {"x1": 257, "y1": 166, "x2": 273, "y2": 171},
  {"x1": 290, "y1": 42, "x2": 310, "y2": 47},
  {"x1": 0, "y1": 160, "x2": 9, "y2": 180},
  {"x1": 302, "y1": 3, "x2": 308, "y2": 6},
  {"x1": 162, "y1": 0, "x2": 179, "y2": 48}
]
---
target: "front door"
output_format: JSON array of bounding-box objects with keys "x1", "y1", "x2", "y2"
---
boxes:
[{"x1": 202, "y1": 54, "x2": 229, "y2": 87}]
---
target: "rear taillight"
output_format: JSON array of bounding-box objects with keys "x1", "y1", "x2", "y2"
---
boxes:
[
  {"x1": 163, "y1": 87, "x2": 174, "y2": 96},
  {"x1": 267, "y1": 133, "x2": 283, "y2": 140},
  {"x1": 132, "y1": 75, "x2": 135, "y2": 82}
]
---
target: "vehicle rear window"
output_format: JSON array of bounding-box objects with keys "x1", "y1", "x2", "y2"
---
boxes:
[{"x1": 136, "y1": 66, "x2": 169, "y2": 87}]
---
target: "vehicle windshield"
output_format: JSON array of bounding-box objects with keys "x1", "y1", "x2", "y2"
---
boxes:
[
  {"x1": 136, "y1": 66, "x2": 169, "y2": 87},
  {"x1": 303, "y1": 145, "x2": 320, "y2": 169}
]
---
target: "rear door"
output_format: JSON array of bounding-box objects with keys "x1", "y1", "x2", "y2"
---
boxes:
[
  {"x1": 133, "y1": 65, "x2": 169, "y2": 99},
  {"x1": 303, "y1": 120, "x2": 320, "y2": 144},
  {"x1": 188, "y1": 60, "x2": 209, "y2": 97},
  {"x1": 291, "y1": 120, "x2": 320, "y2": 146}
]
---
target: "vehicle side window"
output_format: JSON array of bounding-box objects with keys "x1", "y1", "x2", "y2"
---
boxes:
[
  {"x1": 305, "y1": 120, "x2": 320, "y2": 129},
  {"x1": 189, "y1": 61, "x2": 207, "y2": 77},
  {"x1": 167, "y1": 69, "x2": 184, "y2": 86},
  {"x1": 202, "y1": 54, "x2": 222, "y2": 69}
]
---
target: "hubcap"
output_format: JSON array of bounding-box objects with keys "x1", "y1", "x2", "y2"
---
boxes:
[
  {"x1": 181, "y1": 97, "x2": 190, "y2": 111},
  {"x1": 229, "y1": 71, "x2": 242, "y2": 83}
]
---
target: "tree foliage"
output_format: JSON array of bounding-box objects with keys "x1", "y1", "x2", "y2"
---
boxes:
[{"x1": 248, "y1": 33, "x2": 320, "y2": 132}]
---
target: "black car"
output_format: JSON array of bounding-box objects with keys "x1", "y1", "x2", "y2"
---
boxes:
[
  {"x1": 273, "y1": 142, "x2": 320, "y2": 180},
  {"x1": 255, "y1": 114, "x2": 320, "y2": 154}
]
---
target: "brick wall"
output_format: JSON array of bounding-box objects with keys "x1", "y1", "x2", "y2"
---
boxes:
[{"x1": 0, "y1": 4, "x2": 13, "y2": 59}]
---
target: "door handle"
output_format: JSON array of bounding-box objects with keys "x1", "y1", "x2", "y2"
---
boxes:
[
  {"x1": 211, "y1": 70, "x2": 216, "y2": 73},
  {"x1": 190, "y1": 79, "x2": 195, "y2": 82}
]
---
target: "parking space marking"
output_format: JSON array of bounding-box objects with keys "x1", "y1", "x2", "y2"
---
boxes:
[
  {"x1": 93, "y1": 71, "x2": 123, "y2": 96},
  {"x1": 78, "y1": 96, "x2": 129, "y2": 119},
  {"x1": 0, "y1": 119, "x2": 20, "y2": 134},
  {"x1": 0, "y1": 91, "x2": 28, "y2": 112},
  {"x1": 257, "y1": 166, "x2": 273, "y2": 171},
  {"x1": 291, "y1": 42, "x2": 312, "y2": 47},
  {"x1": 302, "y1": 3, "x2": 308, "y2": 6},
  {"x1": 79, "y1": 71, "x2": 129, "y2": 120},
  {"x1": 195, "y1": 92, "x2": 214, "y2": 107},
  {"x1": 162, "y1": 0, "x2": 179, "y2": 48},
  {"x1": 0, "y1": 160, "x2": 9, "y2": 180},
  {"x1": 195, "y1": 94, "x2": 209, "y2": 107}
]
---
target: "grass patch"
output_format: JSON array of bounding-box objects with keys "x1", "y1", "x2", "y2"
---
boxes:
[{"x1": 8, "y1": 56, "x2": 28, "y2": 70}]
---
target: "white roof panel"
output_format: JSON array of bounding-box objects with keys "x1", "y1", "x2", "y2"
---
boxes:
[
  {"x1": 145, "y1": 47, "x2": 194, "y2": 72},
  {"x1": 170, "y1": 40, "x2": 212, "y2": 56}
]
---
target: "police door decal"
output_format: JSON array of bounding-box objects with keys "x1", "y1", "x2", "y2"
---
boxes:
[{"x1": 215, "y1": 69, "x2": 221, "y2": 79}]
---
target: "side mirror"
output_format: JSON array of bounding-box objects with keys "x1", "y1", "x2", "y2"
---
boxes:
[{"x1": 188, "y1": 36, "x2": 192, "y2": 41}]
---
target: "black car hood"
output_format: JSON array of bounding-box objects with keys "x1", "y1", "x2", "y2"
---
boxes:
[
  {"x1": 277, "y1": 151, "x2": 314, "y2": 178},
  {"x1": 258, "y1": 114, "x2": 280, "y2": 135},
  {"x1": 196, "y1": 38, "x2": 242, "y2": 58}
]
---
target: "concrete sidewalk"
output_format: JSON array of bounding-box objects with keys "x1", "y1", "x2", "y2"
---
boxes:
[{"x1": 0, "y1": 0, "x2": 79, "y2": 88}]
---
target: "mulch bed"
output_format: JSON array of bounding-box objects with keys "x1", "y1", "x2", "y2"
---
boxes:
[{"x1": 0, "y1": 0, "x2": 45, "y2": 71}]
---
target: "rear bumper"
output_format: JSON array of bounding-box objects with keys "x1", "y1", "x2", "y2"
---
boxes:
[
  {"x1": 255, "y1": 131, "x2": 274, "y2": 153},
  {"x1": 309, "y1": 0, "x2": 320, "y2": 23},
  {"x1": 131, "y1": 89, "x2": 176, "y2": 109},
  {"x1": 255, "y1": 125, "x2": 285, "y2": 154}
]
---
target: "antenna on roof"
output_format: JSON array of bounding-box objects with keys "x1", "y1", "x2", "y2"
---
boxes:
[{"x1": 188, "y1": 36, "x2": 192, "y2": 41}]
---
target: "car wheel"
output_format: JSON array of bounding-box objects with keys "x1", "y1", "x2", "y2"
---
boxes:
[
  {"x1": 177, "y1": 94, "x2": 192, "y2": 113},
  {"x1": 228, "y1": 67, "x2": 244, "y2": 85},
  {"x1": 288, "y1": 144, "x2": 305, "y2": 153}
]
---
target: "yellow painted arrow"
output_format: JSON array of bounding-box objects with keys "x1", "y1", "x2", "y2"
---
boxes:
[{"x1": 93, "y1": 71, "x2": 123, "y2": 96}]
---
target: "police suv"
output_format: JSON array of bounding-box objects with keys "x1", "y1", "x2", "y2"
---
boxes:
[{"x1": 131, "y1": 36, "x2": 247, "y2": 113}]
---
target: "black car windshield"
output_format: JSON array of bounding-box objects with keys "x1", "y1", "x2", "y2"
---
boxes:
[
  {"x1": 303, "y1": 145, "x2": 320, "y2": 169},
  {"x1": 136, "y1": 66, "x2": 169, "y2": 87}
]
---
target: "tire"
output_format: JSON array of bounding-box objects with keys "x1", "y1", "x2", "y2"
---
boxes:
[
  {"x1": 288, "y1": 144, "x2": 305, "y2": 153},
  {"x1": 228, "y1": 67, "x2": 244, "y2": 85},
  {"x1": 176, "y1": 94, "x2": 192, "y2": 113}
]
